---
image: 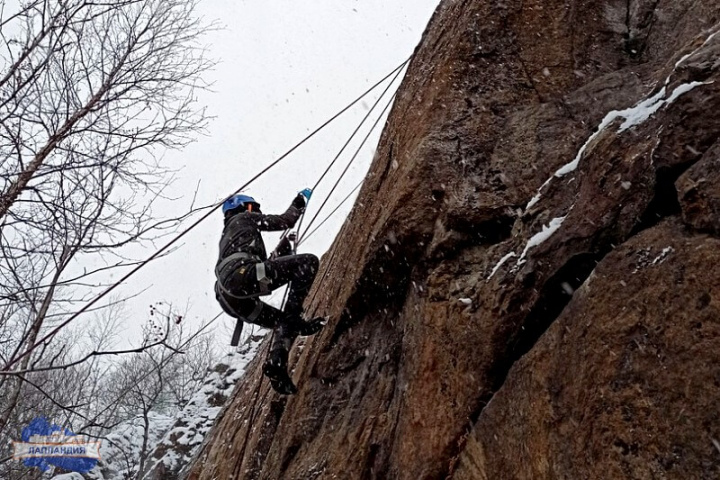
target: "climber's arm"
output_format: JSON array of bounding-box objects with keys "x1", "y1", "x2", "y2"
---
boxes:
[
  {"x1": 257, "y1": 193, "x2": 307, "y2": 231},
  {"x1": 270, "y1": 234, "x2": 294, "y2": 259}
]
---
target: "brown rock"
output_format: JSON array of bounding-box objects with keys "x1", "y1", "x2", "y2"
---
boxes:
[
  {"x1": 185, "y1": 1, "x2": 720, "y2": 479},
  {"x1": 677, "y1": 143, "x2": 720, "y2": 235},
  {"x1": 453, "y1": 220, "x2": 720, "y2": 480}
]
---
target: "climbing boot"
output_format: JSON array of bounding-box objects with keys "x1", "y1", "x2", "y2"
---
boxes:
[
  {"x1": 293, "y1": 317, "x2": 326, "y2": 337},
  {"x1": 263, "y1": 347, "x2": 298, "y2": 395}
]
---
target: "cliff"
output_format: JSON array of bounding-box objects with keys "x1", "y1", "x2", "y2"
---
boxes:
[{"x1": 186, "y1": 1, "x2": 720, "y2": 478}]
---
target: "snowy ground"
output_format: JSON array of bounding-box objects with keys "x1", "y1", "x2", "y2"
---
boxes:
[{"x1": 47, "y1": 335, "x2": 264, "y2": 480}]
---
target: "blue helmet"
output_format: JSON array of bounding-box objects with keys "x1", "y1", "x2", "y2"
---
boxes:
[{"x1": 222, "y1": 194, "x2": 259, "y2": 214}]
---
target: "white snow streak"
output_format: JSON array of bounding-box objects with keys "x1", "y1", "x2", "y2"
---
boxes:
[
  {"x1": 651, "y1": 246, "x2": 674, "y2": 265},
  {"x1": 675, "y1": 29, "x2": 720, "y2": 70},
  {"x1": 617, "y1": 87, "x2": 669, "y2": 132},
  {"x1": 524, "y1": 27, "x2": 719, "y2": 212},
  {"x1": 517, "y1": 216, "x2": 566, "y2": 264},
  {"x1": 487, "y1": 251, "x2": 517, "y2": 280},
  {"x1": 664, "y1": 81, "x2": 706, "y2": 105}
]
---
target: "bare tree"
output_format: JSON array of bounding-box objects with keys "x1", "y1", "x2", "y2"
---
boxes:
[
  {"x1": 0, "y1": 0, "x2": 214, "y2": 474},
  {"x1": 0, "y1": 0, "x2": 211, "y2": 372},
  {"x1": 82, "y1": 304, "x2": 218, "y2": 480},
  {"x1": 0, "y1": 303, "x2": 219, "y2": 480}
]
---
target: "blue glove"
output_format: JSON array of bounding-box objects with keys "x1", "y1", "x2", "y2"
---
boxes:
[{"x1": 299, "y1": 188, "x2": 312, "y2": 201}]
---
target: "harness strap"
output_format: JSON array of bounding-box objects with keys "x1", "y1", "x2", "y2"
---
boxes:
[
  {"x1": 230, "y1": 319, "x2": 243, "y2": 346},
  {"x1": 255, "y1": 262, "x2": 271, "y2": 296},
  {"x1": 229, "y1": 300, "x2": 263, "y2": 346},
  {"x1": 215, "y1": 251, "x2": 271, "y2": 299},
  {"x1": 215, "y1": 251, "x2": 258, "y2": 276}
]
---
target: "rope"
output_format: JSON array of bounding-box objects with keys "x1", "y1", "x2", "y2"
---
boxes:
[
  {"x1": 299, "y1": 87, "x2": 400, "y2": 243},
  {"x1": 2, "y1": 58, "x2": 412, "y2": 372},
  {"x1": 298, "y1": 178, "x2": 363, "y2": 246},
  {"x1": 303, "y1": 89, "x2": 401, "y2": 309},
  {"x1": 293, "y1": 57, "x2": 409, "y2": 241},
  {"x1": 281, "y1": 60, "x2": 407, "y2": 310}
]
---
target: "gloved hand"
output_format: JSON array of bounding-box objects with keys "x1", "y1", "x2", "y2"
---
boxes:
[
  {"x1": 291, "y1": 193, "x2": 306, "y2": 210},
  {"x1": 299, "y1": 188, "x2": 312, "y2": 201}
]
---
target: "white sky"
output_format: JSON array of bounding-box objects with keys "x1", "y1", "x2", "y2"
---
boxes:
[{"x1": 104, "y1": 0, "x2": 440, "y2": 349}]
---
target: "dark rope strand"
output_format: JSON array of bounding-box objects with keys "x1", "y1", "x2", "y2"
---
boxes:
[{"x1": 293, "y1": 58, "x2": 409, "y2": 240}]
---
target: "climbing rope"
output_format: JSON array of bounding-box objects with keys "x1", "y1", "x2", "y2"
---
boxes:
[
  {"x1": 298, "y1": 178, "x2": 363, "y2": 246},
  {"x1": 298, "y1": 82, "x2": 401, "y2": 246},
  {"x1": 280, "y1": 60, "x2": 407, "y2": 310},
  {"x1": 301, "y1": 88, "x2": 401, "y2": 311},
  {"x1": 3, "y1": 57, "x2": 412, "y2": 372},
  {"x1": 293, "y1": 58, "x2": 409, "y2": 239}
]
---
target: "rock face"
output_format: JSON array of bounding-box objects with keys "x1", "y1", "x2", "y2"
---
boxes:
[
  {"x1": 186, "y1": 1, "x2": 720, "y2": 479},
  {"x1": 453, "y1": 219, "x2": 720, "y2": 480}
]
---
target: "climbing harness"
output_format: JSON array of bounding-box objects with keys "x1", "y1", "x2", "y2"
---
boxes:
[
  {"x1": 214, "y1": 252, "x2": 273, "y2": 345},
  {"x1": 214, "y1": 252, "x2": 272, "y2": 299}
]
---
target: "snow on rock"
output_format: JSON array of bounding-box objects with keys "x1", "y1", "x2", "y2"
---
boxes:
[
  {"x1": 631, "y1": 246, "x2": 675, "y2": 273},
  {"x1": 618, "y1": 81, "x2": 709, "y2": 132},
  {"x1": 458, "y1": 298, "x2": 472, "y2": 305},
  {"x1": 139, "y1": 334, "x2": 264, "y2": 480},
  {"x1": 525, "y1": 178, "x2": 552, "y2": 210},
  {"x1": 47, "y1": 413, "x2": 175, "y2": 480},
  {"x1": 517, "y1": 216, "x2": 567, "y2": 265},
  {"x1": 651, "y1": 246, "x2": 675, "y2": 265},
  {"x1": 50, "y1": 474, "x2": 85, "y2": 480},
  {"x1": 664, "y1": 81, "x2": 708, "y2": 105},
  {"x1": 487, "y1": 251, "x2": 517, "y2": 280},
  {"x1": 524, "y1": 29, "x2": 718, "y2": 212},
  {"x1": 93, "y1": 412, "x2": 175, "y2": 480},
  {"x1": 47, "y1": 334, "x2": 264, "y2": 480}
]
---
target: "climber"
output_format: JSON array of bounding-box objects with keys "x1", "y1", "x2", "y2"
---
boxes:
[{"x1": 214, "y1": 189, "x2": 325, "y2": 395}]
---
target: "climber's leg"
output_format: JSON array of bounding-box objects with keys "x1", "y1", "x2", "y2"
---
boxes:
[
  {"x1": 263, "y1": 321, "x2": 298, "y2": 395},
  {"x1": 265, "y1": 253, "x2": 325, "y2": 335},
  {"x1": 264, "y1": 253, "x2": 319, "y2": 317}
]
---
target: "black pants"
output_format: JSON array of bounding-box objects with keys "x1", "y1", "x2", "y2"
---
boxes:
[{"x1": 216, "y1": 253, "x2": 319, "y2": 351}]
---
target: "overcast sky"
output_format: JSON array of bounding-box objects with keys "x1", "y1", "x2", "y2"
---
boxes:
[{"x1": 106, "y1": 0, "x2": 440, "y2": 349}]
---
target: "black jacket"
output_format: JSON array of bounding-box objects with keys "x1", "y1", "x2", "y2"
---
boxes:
[{"x1": 217, "y1": 203, "x2": 302, "y2": 265}]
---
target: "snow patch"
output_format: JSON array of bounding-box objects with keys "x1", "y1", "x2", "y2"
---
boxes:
[
  {"x1": 487, "y1": 251, "x2": 517, "y2": 280},
  {"x1": 139, "y1": 336, "x2": 263, "y2": 480},
  {"x1": 525, "y1": 193, "x2": 542, "y2": 210},
  {"x1": 524, "y1": 27, "x2": 719, "y2": 212},
  {"x1": 675, "y1": 29, "x2": 720, "y2": 70},
  {"x1": 55, "y1": 336, "x2": 265, "y2": 480},
  {"x1": 617, "y1": 87, "x2": 668, "y2": 132},
  {"x1": 664, "y1": 81, "x2": 707, "y2": 105},
  {"x1": 458, "y1": 298, "x2": 472, "y2": 306},
  {"x1": 51, "y1": 474, "x2": 85, "y2": 480},
  {"x1": 517, "y1": 216, "x2": 567, "y2": 264},
  {"x1": 651, "y1": 246, "x2": 674, "y2": 265}
]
